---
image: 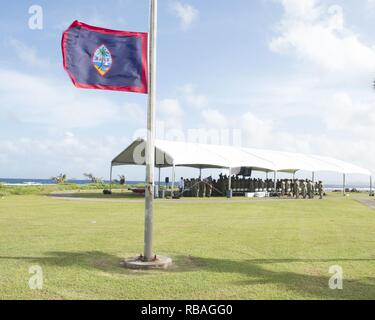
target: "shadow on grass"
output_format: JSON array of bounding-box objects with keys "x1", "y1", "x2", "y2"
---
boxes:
[
  {"x1": 1, "y1": 252, "x2": 375, "y2": 299},
  {"x1": 0, "y1": 251, "x2": 131, "y2": 275},
  {"x1": 172, "y1": 255, "x2": 375, "y2": 299},
  {"x1": 51, "y1": 192, "x2": 143, "y2": 200}
]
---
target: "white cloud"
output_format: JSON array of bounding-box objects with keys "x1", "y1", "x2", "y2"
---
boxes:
[
  {"x1": 55, "y1": 6, "x2": 128, "y2": 31},
  {"x1": 152, "y1": 84, "x2": 208, "y2": 132},
  {"x1": 0, "y1": 135, "x2": 131, "y2": 179},
  {"x1": 322, "y1": 92, "x2": 375, "y2": 135},
  {"x1": 0, "y1": 69, "x2": 145, "y2": 129},
  {"x1": 179, "y1": 84, "x2": 209, "y2": 109},
  {"x1": 157, "y1": 98, "x2": 185, "y2": 130},
  {"x1": 170, "y1": 1, "x2": 199, "y2": 31},
  {"x1": 240, "y1": 112, "x2": 274, "y2": 140},
  {"x1": 7, "y1": 38, "x2": 50, "y2": 68},
  {"x1": 159, "y1": 98, "x2": 184, "y2": 118},
  {"x1": 200, "y1": 108, "x2": 276, "y2": 149},
  {"x1": 197, "y1": 102, "x2": 375, "y2": 175},
  {"x1": 201, "y1": 109, "x2": 228, "y2": 129},
  {"x1": 261, "y1": 0, "x2": 375, "y2": 175},
  {"x1": 270, "y1": 0, "x2": 375, "y2": 75}
]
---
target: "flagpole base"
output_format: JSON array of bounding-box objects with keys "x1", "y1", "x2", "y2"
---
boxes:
[{"x1": 121, "y1": 255, "x2": 172, "y2": 270}]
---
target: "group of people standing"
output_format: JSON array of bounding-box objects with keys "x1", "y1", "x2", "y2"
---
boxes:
[
  {"x1": 276, "y1": 179, "x2": 324, "y2": 199},
  {"x1": 177, "y1": 175, "x2": 324, "y2": 199},
  {"x1": 180, "y1": 178, "x2": 215, "y2": 197}
]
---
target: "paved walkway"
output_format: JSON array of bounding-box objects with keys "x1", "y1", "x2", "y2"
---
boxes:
[
  {"x1": 356, "y1": 198, "x2": 375, "y2": 210},
  {"x1": 49, "y1": 193, "x2": 308, "y2": 204}
]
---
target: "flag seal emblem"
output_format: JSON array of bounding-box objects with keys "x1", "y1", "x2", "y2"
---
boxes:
[{"x1": 92, "y1": 44, "x2": 112, "y2": 76}]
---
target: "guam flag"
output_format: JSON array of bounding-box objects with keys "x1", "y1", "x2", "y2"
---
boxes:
[{"x1": 62, "y1": 21, "x2": 148, "y2": 93}]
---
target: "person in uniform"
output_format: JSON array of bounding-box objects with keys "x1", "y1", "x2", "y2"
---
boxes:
[
  {"x1": 286, "y1": 180, "x2": 292, "y2": 197},
  {"x1": 301, "y1": 180, "x2": 307, "y2": 199},
  {"x1": 242, "y1": 177, "x2": 246, "y2": 191},
  {"x1": 318, "y1": 181, "x2": 324, "y2": 199},
  {"x1": 206, "y1": 177, "x2": 213, "y2": 198},
  {"x1": 306, "y1": 179, "x2": 312, "y2": 199},
  {"x1": 275, "y1": 179, "x2": 279, "y2": 193},
  {"x1": 190, "y1": 179, "x2": 195, "y2": 197},
  {"x1": 234, "y1": 176, "x2": 238, "y2": 192},
  {"x1": 189, "y1": 179, "x2": 194, "y2": 197},
  {"x1": 291, "y1": 180, "x2": 295, "y2": 197},
  {"x1": 223, "y1": 175, "x2": 228, "y2": 196},
  {"x1": 217, "y1": 174, "x2": 222, "y2": 195},
  {"x1": 184, "y1": 179, "x2": 190, "y2": 197},
  {"x1": 194, "y1": 179, "x2": 200, "y2": 198},
  {"x1": 310, "y1": 181, "x2": 315, "y2": 199},
  {"x1": 281, "y1": 180, "x2": 286, "y2": 197},
  {"x1": 293, "y1": 179, "x2": 300, "y2": 199},
  {"x1": 254, "y1": 179, "x2": 258, "y2": 192},
  {"x1": 211, "y1": 179, "x2": 217, "y2": 196},
  {"x1": 249, "y1": 179, "x2": 254, "y2": 193},
  {"x1": 199, "y1": 179, "x2": 205, "y2": 197},
  {"x1": 178, "y1": 177, "x2": 185, "y2": 196},
  {"x1": 245, "y1": 178, "x2": 250, "y2": 192}
]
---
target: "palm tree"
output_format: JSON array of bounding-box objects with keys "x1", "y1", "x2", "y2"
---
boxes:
[
  {"x1": 51, "y1": 174, "x2": 67, "y2": 184},
  {"x1": 118, "y1": 175, "x2": 126, "y2": 185},
  {"x1": 98, "y1": 46, "x2": 109, "y2": 70},
  {"x1": 84, "y1": 173, "x2": 103, "y2": 184}
]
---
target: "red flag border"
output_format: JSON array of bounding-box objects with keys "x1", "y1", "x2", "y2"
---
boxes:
[{"x1": 62, "y1": 20, "x2": 148, "y2": 94}]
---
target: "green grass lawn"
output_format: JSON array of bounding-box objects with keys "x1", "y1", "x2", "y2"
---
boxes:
[{"x1": 0, "y1": 192, "x2": 375, "y2": 300}]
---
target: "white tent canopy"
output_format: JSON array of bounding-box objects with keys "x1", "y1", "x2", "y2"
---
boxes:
[{"x1": 112, "y1": 138, "x2": 371, "y2": 176}]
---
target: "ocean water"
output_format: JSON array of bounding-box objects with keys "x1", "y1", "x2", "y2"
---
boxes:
[
  {"x1": 0, "y1": 178, "x2": 372, "y2": 191},
  {"x1": 0, "y1": 178, "x2": 143, "y2": 186}
]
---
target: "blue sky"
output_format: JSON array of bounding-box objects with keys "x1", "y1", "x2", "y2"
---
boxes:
[{"x1": 0, "y1": 0, "x2": 375, "y2": 183}]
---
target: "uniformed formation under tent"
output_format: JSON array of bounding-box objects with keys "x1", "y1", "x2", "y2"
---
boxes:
[{"x1": 111, "y1": 138, "x2": 373, "y2": 195}]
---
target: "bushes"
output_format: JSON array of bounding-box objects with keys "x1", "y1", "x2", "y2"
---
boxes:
[
  {"x1": 0, "y1": 183, "x2": 128, "y2": 196},
  {"x1": 0, "y1": 184, "x2": 7, "y2": 197},
  {"x1": 0, "y1": 182, "x2": 140, "y2": 196}
]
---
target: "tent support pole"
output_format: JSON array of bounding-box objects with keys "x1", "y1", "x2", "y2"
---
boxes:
[
  {"x1": 312, "y1": 172, "x2": 315, "y2": 183},
  {"x1": 274, "y1": 171, "x2": 277, "y2": 191},
  {"x1": 143, "y1": 0, "x2": 157, "y2": 262},
  {"x1": 343, "y1": 174, "x2": 346, "y2": 196},
  {"x1": 370, "y1": 176, "x2": 373, "y2": 196},
  {"x1": 228, "y1": 168, "x2": 232, "y2": 190},
  {"x1": 172, "y1": 164, "x2": 175, "y2": 193},
  {"x1": 109, "y1": 164, "x2": 113, "y2": 192},
  {"x1": 228, "y1": 168, "x2": 232, "y2": 198},
  {"x1": 158, "y1": 167, "x2": 161, "y2": 189},
  {"x1": 199, "y1": 168, "x2": 202, "y2": 179}
]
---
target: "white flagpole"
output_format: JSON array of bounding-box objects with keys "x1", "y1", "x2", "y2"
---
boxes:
[
  {"x1": 125, "y1": 0, "x2": 170, "y2": 269},
  {"x1": 144, "y1": 0, "x2": 157, "y2": 261}
]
